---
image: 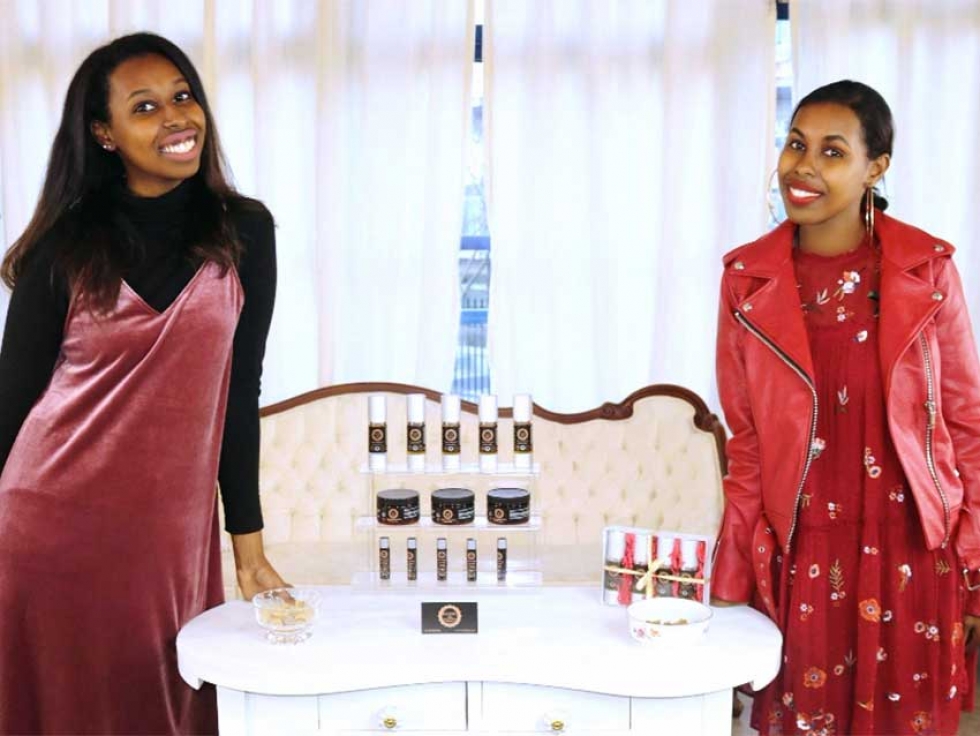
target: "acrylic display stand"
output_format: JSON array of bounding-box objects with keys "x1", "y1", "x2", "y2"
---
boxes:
[{"x1": 354, "y1": 462, "x2": 542, "y2": 590}]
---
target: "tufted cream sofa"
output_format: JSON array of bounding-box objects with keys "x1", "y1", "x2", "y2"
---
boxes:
[{"x1": 219, "y1": 383, "x2": 726, "y2": 597}]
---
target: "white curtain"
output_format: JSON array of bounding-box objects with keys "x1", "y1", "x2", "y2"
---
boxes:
[
  {"x1": 485, "y1": 0, "x2": 775, "y2": 412},
  {"x1": 791, "y1": 0, "x2": 980, "y2": 322},
  {"x1": 0, "y1": 0, "x2": 473, "y2": 404}
]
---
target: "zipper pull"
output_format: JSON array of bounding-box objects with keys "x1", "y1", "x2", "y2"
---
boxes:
[{"x1": 925, "y1": 400, "x2": 937, "y2": 429}]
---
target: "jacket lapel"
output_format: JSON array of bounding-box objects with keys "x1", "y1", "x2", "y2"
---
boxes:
[
  {"x1": 730, "y1": 222, "x2": 815, "y2": 382},
  {"x1": 877, "y1": 213, "x2": 947, "y2": 397}
]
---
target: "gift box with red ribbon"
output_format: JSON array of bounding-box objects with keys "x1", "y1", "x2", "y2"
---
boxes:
[{"x1": 601, "y1": 525, "x2": 714, "y2": 606}]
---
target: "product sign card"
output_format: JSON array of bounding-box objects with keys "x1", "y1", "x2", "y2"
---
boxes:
[{"x1": 421, "y1": 601, "x2": 479, "y2": 634}]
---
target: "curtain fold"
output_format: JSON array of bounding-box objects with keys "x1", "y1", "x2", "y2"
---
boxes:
[
  {"x1": 0, "y1": 0, "x2": 473, "y2": 403},
  {"x1": 791, "y1": 0, "x2": 980, "y2": 320},
  {"x1": 485, "y1": 0, "x2": 774, "y2": 411}
]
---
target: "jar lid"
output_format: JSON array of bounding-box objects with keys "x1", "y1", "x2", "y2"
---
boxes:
[
  {"x1": 432, "y1": 488, "x2": 474, "y2": 504},
  {"x1": 487, "y1": 487, "x2": 530, "y2": 505},
  {"x1": 377, "y1": 489, "x2": 420, "y2": 504}
]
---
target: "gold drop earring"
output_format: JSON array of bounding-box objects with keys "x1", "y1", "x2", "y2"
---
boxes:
[{"x1": 864, "y1": 187, "x2": 875, "y2": 239}]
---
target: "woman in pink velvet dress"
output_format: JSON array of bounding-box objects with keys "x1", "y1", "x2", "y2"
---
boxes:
[
  {"x1": 0, "y1": 33, "x2": 285, "y2": 734},
  {"x1": 714, "y1": 80, "x2": 980, "y2": 735}
]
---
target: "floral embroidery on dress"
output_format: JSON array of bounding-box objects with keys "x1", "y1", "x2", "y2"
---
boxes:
[
  {"x1": 859, "y1": 598, "x2": 882, "y2": 622},
  {"x1": 889, "y1": 485, "x2": 905, "y2": 502},
  {"x1": 952, "y1": 622, "x2": 964, "y2": 645},
  {"x1": 799, "y1": 602, "x2": 814, "y2": 621},
  {"x1": 829, "y1": 560, "x2": 845, "y2": 604},
  {"x1": 811, "y1": 437, "x2": 827, "y2": 459},
  {"x1": 835, "y1": 305, "x2": 854, "y2": 323},
  {"x1": 863, "y1": 447, "x2": 882, "y2": 479},
  {"x1": 898, "y1": 563, "x2": 912, "y2": 592},
  {"x1": 827, "y1": 501, "x2": 842, "y2": 520},
  {"x1": 909, "y1": 710, "x2": 933, "y2": 733},
  {"x1": 803, "y1": 667, "x2": 828, "y2": 689},
  {"x1": 912, "y1": 671, "x2": 929, "y2": 687},
  {"x1": 834, "y1": 270, "x2": 862, "y2": 300},
  {"x1": 935, "y1": 559, "x2": 950, "y2": 576},
  {"x1": 913, "y1": 621, "x2": 941, "y2": 642},
  {"x1": 836, "y1": 386, "x2": 849, "y2": 413},
  {"x1": 808, "y1": 563, "x2": 820, "y2": 579},
  {"x1": 854, "y1": 329, "x2": 869, "y2": 343}
]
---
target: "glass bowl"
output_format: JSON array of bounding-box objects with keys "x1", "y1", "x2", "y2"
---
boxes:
[
  {"x1": 252, "y1": 587, "x2": 320, "y2": 644},
  {"x1": 626, "y1": 596, "x2": 712, "y2": 645}
]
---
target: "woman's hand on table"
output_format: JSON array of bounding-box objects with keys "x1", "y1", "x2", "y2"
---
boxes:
[{"x1": 231, "y1": 530, "x2": 289, "y2": 601}]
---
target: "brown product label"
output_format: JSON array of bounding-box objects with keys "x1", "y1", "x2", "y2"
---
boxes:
[
  {"x1": 479, "y1": 423, "x2": 498, "y2": 454},
  {"x1": 386, "y1": 508, "x2": 400, "y2": 521},
  {"x1": 492, "y1": 508, "x2": 506, "y2": 522},
  {"x1": 441, "y1": 508, "x2": 455, "y2": 522},
  {"x1": 369, "y1": 424, "x2": 387, "y2": 453},
  {"x1": 442, "y1": 423, "x2": 461, "y2": 454},
  {"x1": 437, "y1": 550, "x2": 448, "y2": 580},
  {"x1": 379, "y1": 549, "x2": 390, "y2": 580},
  {"x1": 496, "y1": 550, "x2": 507, "y2": 580},
  {"x1": 603, "y1": 569, "x2": 621, "y2": 591},
  {"x1": 513, "y1": 422, "x2": 533, "y2": 453},
  {"x1": 407, "y1": 549, "x2": 417, "y2": 579},
  {"x1": 407, "y1": 423, "x2": 426, "y2": 454}
]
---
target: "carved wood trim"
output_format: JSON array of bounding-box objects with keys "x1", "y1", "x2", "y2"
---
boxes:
[{"x1": 261, "y1": 382, "x2": 728, "y2": 475}]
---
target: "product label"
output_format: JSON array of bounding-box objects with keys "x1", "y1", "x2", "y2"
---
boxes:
[
  {"x1": 407, "y1": 549, "x2": 417, "y2": 580},
  {"x1": 496, "y1": 550, "x2": 507, "y2": 580},
  {"x1": 466, "y1": 550, "x2": 477, "y2": 581},
  {"x1": 421, "y1": 601, "x2": 478, "y2": 634},
  {"x1": 407, "y1": 423, "x2": 426, "y2": 454},
  {"x1": 513, "y1": 422, "x2": 533, "y2": 453},
  {"x1": 369, "y1": 424, "x2": 387, "y2": 454},
  {"x1": 442, "y1": 423, "x2": 461, "y2": 454},
  {"x1": 479, "y1": 423, "x2": 498, "y2": 454},
  {"x1": 379, "y1": 548, "x2": 390, "y2": 580},
  {"x1": 490, "y1": 505, "x2": 529, "y2": 523}
]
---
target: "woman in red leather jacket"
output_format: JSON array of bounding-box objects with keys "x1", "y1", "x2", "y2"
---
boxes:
[{"x1": 714, "y1": 80, "x2": 980, "y2": 736}]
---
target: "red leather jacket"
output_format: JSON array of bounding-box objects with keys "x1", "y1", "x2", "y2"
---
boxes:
[{"x1": 713, "y1": 212, "x2": 980, "y2": 615}]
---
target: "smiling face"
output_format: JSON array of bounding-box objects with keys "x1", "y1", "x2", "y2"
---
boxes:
[
  {"x1": 778, "y1": 102, "x2": 889, "y2": 237},
  {"x1": 91, "y1": 53, "x2": 206, "y2": 197}
]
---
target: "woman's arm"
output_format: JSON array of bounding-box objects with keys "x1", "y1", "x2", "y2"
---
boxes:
[
  {"x1": 217, "y1": 203, "x2": 286, "y2": 597},
  {"x1": 0, "y1": 239, "x2": 68, "y2": 474},
  {"x1": 712, "y1": 277, "x2": 765, "y2": 604}
]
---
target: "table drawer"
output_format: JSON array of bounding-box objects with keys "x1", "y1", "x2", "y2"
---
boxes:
[
  {"x1": 318, "y1": 682, "x2": 467, "y2": 731},
  {"x1": 478, "y1": 683, "x2": 630, "y2": 732}
]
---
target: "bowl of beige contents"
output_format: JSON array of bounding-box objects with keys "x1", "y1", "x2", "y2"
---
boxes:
[
  {"x1": 253, "y1": 587, "x2": 320, "y2": 644},
  {"x1": 627, "y1": 597, "x2": 712, "y2": 645}
]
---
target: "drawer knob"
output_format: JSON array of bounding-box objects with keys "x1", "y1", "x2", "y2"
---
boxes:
[
  {"x1": 550, "y1": 719, "x2": 565, "y2": 732},
  {"x1": 383, "y1": 716, "x2": 398, "y2": 729}
]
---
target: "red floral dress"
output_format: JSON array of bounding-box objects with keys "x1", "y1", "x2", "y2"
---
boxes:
[{"x1": 753, "y1": 240, "x2": 970, "y2": 736}]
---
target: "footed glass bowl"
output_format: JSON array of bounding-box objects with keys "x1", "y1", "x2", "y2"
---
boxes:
[{"x1": 252, "y1": 587, "x2": 320, "y2": 644}]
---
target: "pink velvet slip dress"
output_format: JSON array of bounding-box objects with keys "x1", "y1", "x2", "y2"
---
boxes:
[{"x1": 0, "y1": 261, "x2": 241, "y2": 734}]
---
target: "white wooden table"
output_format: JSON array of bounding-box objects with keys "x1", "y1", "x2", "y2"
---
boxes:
[{"x1": 177, "y1": 586, "x2": 781, "y2": 735}]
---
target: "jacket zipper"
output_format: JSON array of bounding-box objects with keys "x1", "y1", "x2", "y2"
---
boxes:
[
  {"x1": 919, "y1": 333, "x2": 951, "y2": 548},
  {"x1": 734, "y1": 310, "x2": 817, "y2": 553}
]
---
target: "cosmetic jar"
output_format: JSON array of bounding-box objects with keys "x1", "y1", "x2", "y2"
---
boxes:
[
  {"x1": 431, "y1": 487, "x2": 475, "y2": 525},
  {"x1": 376, "y1": 489, "x2": 421, "y2": 525},
  {"x1": 487, "y1": 487, "x2": 531, "y2": 525}
]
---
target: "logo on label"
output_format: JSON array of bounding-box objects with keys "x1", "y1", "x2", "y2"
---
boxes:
[{"x1": 437, "y1": 604, "x2": 462, "y2": 628}]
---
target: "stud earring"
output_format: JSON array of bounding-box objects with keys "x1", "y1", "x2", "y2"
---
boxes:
[{"x1": 102, "y1": 142, "x2": 115, "y2": 151}]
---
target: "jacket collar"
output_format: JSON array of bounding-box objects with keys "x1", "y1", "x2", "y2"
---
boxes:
[{"x1": 725, "y1": 211, "x2": 951, "y2": 387}]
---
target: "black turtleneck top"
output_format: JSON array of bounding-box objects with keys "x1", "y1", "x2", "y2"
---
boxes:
[{"x1": 0, "y1": 181, "x2": 275, "y2": 534}]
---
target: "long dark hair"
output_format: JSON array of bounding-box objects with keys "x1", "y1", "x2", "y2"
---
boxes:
[
  {"x1": 791, "y1": 79, "x2": 894, "y2": 211},
  {"x1": 1, "y1": 32, "x2": 246, "y2": 311}
]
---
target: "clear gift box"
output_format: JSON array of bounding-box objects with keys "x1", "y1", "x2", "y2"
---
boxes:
[{"x1": 601, "y1": 525, "x2": 714, "y2": 606}]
